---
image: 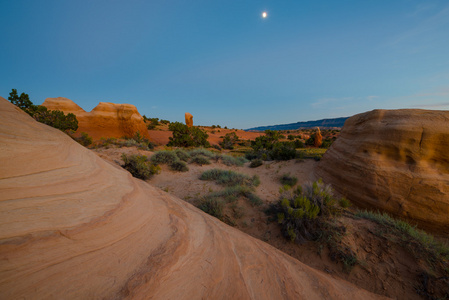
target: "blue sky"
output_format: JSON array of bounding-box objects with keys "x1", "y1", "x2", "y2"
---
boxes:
[{"x1": 1, "y1": 0, "x2": 448, "y2": 129}]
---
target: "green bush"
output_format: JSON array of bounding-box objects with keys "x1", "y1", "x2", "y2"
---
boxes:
[
  {"x1": 73, "y1": 132, "x2": 93, "y2": 147},
  {"x1": 169, "y1": 160, "x2": 189, "y2": 172},
  {"x1": 220, "y1": 132, "x2": 239, "y2": 150},
  {"x1": 280, "y1": 174, "x2": 298, "y2": 187},
  {"x1": 151, "y1": 151, "x2": 179, "y2": 165},
  {"x1": 121, "y1": 154, "x2": 160, "y2": 180},
  {"x1": 168, "y1": 122, "x2": 210, "y2": 147},
  {"x1": 190, "y1": 155, "x2": 211, "y2": 165},
  {"x1": 188, "y1": 148, "x2": 215, "y2": 158},
  {"x1": 221, "y1": 155, "x2": 247, "y2": 166},
  {"x1": 198, "y1": 197, "x2": 225, "y2": 219},
  {"x1": 249, "y1": 158, "x2": 263, "y2": 168},
  {"x1": 200, "y1": 169, "x2": 260, "y2": 187},
  {"x1": 339, "y1": 197, "x2": 351, "y2": 208},
  {"x1": 174, "y1": 149, "x2": 190, "y2": 162}
]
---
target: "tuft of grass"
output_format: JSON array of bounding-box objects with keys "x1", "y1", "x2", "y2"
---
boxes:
[
  {"x1": 198, "y1": 197, "x2": 224, "y2": 219},
  {"x1": 174, "y1": 149, "x2": 190, "y2": 162},
  {"x1": 339, "y1": 197, "x2": 351, "y2": 208},
  {"x1": 355, "y1": 210, "x2": 449, "y2": 263},
  {"x1": 200, "y1": 169, "x2": 260, "y2": 187},
  {"x1": 221, "y1": 154, "x2": 247, "y2": 166},
  {"x1": 279, "y1": 173, "x2": 298, "y2": 187}
]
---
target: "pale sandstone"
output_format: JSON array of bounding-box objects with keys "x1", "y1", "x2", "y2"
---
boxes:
[
  {"x1": 316, "y1": 109, "x2": 449, "y2": 233},
  {"x1": 0, "y1": 97, "x2": 384, "y2": 299}
]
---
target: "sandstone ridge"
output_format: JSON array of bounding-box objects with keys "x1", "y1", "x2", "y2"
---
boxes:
[
  {"x1": 0, "y1": 97, "x2": 383, "y2": 299},
  {"x1": 42, "y1": 97, "x2": 149, "y2": 139},
  {"x1": 316, "y1": 109, "x2": 449, "y2": 234}
]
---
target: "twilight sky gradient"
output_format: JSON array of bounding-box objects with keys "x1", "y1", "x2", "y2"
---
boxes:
[{"x1": 1, "y1": 0, "x2": 449, "y2": 129}]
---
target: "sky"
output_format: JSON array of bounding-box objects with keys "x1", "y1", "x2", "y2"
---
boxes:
[{"x1": 1, "y1": 0, "x2": 449, "y2": 129}]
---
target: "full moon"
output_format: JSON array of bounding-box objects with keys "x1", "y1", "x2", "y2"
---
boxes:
[{"x1": 262, "y1": 11, "x2": 267, "y2": 18}]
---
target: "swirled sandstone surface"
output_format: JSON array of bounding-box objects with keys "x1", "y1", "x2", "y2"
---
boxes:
[
  {"x1": 0, "y1": 97, "x2": 383, "y2": 299},
  {"x1": 316, "y1": 109, "x2": 449, "y2": 233},
  {"x1": 42, "y1": 97, "x2": 149, "y2": 139}
]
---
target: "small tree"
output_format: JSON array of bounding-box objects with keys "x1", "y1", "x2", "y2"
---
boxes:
[
  {"x1": 8, "y1": 89, "x2": 35, "y2": 114},
  {"x1": 220, "y1": 132, "x2": 239, "y2": 149},
  {"x1": 167, "y1": 122, "x2": 210, "y2": 147}
]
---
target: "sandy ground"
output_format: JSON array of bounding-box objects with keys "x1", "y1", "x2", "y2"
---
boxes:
[{"x1": 92, "y1": 145, "x2": 449, "y2": 300}]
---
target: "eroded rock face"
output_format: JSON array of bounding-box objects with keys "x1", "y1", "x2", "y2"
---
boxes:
[
  {"x1": 0, "y1": 97, "x2": 383, "y2": 299},
  {"x1": 314, "y1": 127, "x2": 323, "y2": 147},
  {"x1": 185, "y1": 112, "x2": 193, "y2": 127},
  {"x1": 42, "y1": 97, "x2": 149, "y2": 139},
  {"x1": 316, "y1": 109, "x2": 449, "y2": 233}
]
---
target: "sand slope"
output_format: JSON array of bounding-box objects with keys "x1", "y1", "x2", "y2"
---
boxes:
[{"x1": 0, "y1": 97, "x2": 384, "y2": 299}]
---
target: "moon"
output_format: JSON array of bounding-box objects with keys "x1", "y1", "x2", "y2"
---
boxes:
[{"x1": 262, "y1": 11, "x2": 267, "y2": 18}]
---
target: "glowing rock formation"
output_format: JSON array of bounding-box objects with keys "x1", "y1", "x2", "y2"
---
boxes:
[
  {"x1": 0, "y1": 97, "x2": 383, "y2": 299},
  {"x1": 42, "y1": 97, "x2": 149, "y2": 140},
  {"x1": 314, "y1": 127, "x2": 323, "y2": 147},
  {"x1": 316, "y1": 109, "x2": 449, "y2": 233},
  {"x1": 185, "y1": 112, "x2": 193, "y2": 127}
]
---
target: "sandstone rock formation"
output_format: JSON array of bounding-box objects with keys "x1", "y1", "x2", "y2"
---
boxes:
[
  {"x1": 314, "y1": 127, "x2": 323, "y2": 147},
  {"x1": 316, "y1": 109, "x2": 449, "y2": 233},
  {"x1": 185, "y1": 112, "x2": 193, "y2": 127},
  {"x1": 0, "y1": 97, "x2": 383, "y2": 299},
  {"x1": 42, "y1": 97, "x2": 149, "y2": 140}
]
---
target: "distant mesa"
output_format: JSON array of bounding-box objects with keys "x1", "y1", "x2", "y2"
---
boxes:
[
  {"x1": 42, "y1": 97, "x2": 149, "y2": 139},
  {"x1": 316, "y1": 109, "x2": 449, "y2": 234},
  {"x1": 247, "y1": 117, "x2": 348, "y2": 131},
  {"x1": 185, "y1": 112, "x2": 193, "y2": 127},
  {"x1": 0, "y1": 97, "x2": 381, "y2": 299}
]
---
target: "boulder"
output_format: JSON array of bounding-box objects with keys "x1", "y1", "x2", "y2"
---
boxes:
[
  {"x1": 316, "y1": 109, "x2": 449, "y2": 234},
  {"x1": 0, "y1": 97, "x2": 382, "y2": 299},
  {"x1": 185, "y1": 112, "x2": 193, "y2": 127},
  {"x1": 41, "y1": 98, "x2": 149, "y2": 140}
]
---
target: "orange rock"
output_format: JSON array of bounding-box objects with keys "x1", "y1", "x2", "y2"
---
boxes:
[
  {"x1": 314, "y1": 127, "x2": 323, "y2": 147},
  {"x1": 185, "y1": 112, "x2": 193, "y2": 127},
  {"x1": 316, "y1": 109, "x2": 449, "y2": 234},
  {"x1": 42, "y1": 97, "x2": 149, "y2": 140},
  {"x1": 0, "y1": 97, "x2": 384, "y2": 299}
]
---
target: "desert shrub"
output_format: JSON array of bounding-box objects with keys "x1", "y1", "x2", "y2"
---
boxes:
[
  {"x1": 321, "y1": 138, "x2": 333, "y2": 148},
  {"x1": 169, "y1": 160, "x2": 189, "y2": 172},
  {"x1": 269, "y1": 142, "x2": 297, "y2": 160},
  {"x1": 188, "y1": 148, "x2": 215, "y2": 158},
  {"x1": 168, "y1": 122, "x2": 210, "y2": 147},
  {"x1": 121, "y1": 154, "x2": 160, "y2": 180},
  {"x1": 287, "y1": 134, "x2": 295, "y2": 140},
  {"x1": 280, "y1": 174, "x2": 298, "y2": 187},
  {"x1": 198, "y1": 197, "x2": 225, "y2": 219},
  {"x1": 220, "y1": 132, "x2": 239, "y2": 150},
  {"x1": 248, "y1": 130, "x2": 297, "y2": 161},
  {"x1": 190, "y1": 155, "x2": 211, "y2": 165},
  {"x1": 221, "y1": 154, "x2": 247, "y2": 166},
  {"x1": 339, "y1": 197, "x2": 351, "y2": 208},
  {"x1": 249, "y1": 158, "x2": 263, "y2": 168},
  {"x1": 200, "y1": 169, "x2": 259, "y2": 187},
  {"x1": 73, "y1": 132, "x2": 93, "y2": 147},
  {"x1": 294, "y1": 139, "x2": 304, "y2": 148},
  {"x1": 174, "y1": 149, "x2": 190, "y2": 162},
  {"x1": 270, "y1": 179, "x2": 338, "y2": 243},
  {"x1": 151, "y1": 151, "x2": 179, "y2": 165}
]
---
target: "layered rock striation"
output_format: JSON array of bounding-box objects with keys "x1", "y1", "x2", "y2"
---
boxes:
[
  {"x1": 42, "y1": 97, "x2": 149, "y2": 139},
  {"x1": 316, "y1": 109, "x2": 449, "y2": 233},
  {"x1": 0, "y1": 97, "x2": 383, "y2": 299}
]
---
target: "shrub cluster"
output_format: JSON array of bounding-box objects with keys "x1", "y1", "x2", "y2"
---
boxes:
[
  {"x1": 151, "y1": 150, "x2": 189, "y2": 172},
  {"x1": 247, "y1": 130, "x2": 297, "y2": 161},
  {"x1": 121, "y1": 154, "x2": 160, "y2": 180},
  {"x1": 73, "y1": 132, "x2": 93, "y2": 147},
  {"x1": 200, "y1": 169, "x2": 260, "y2": 188},
  {"x1": 220, "y1": 132, "x2": 239, "y2": 150}
]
